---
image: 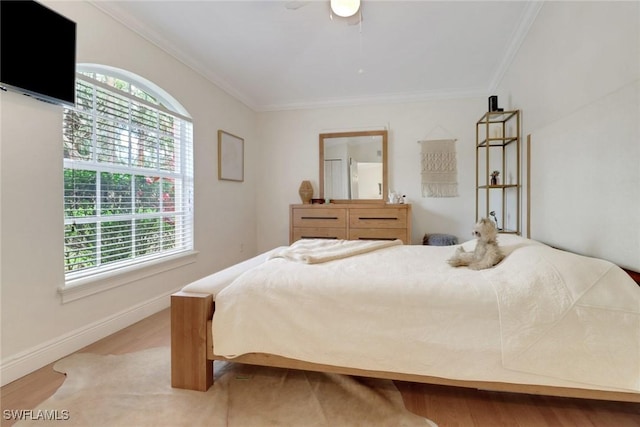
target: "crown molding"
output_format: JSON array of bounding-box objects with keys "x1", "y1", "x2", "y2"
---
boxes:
[
  {"x1": 89, "y1": 1, "x2": 261, "y2": 111},
  {"x1": 487, "y1": 1, "x2": 545, "y2": 94},
  {"x1": 90, "y1": 1, "x2": 541, "y2": 113},
  {"x1": 256, "y1": 87, "x2": 488, "y2": 112}
]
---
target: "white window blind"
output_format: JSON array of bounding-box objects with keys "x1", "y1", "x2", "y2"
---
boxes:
[{"x1": 63, "y1": 71, "x2": 193, "y2": 282}]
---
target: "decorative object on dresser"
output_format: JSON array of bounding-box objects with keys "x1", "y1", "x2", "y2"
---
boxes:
[
  {"x1": 298, "y1": 180, "x2": 314, "y2": 204},
  {"x1": 290, "y1": 203, "x2": 411, "y2": 244}
]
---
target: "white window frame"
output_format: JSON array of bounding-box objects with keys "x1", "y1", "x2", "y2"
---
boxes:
[{"x1": 60, "y1": 65, "x2": 195, "y2": 302}]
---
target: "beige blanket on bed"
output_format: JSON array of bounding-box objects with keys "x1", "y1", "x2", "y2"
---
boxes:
[
  {"x1": 214, "y1": 235, "x2": 640, "y2": 392},
  {"x1": 268, "y1": 238, "x2": 403, "y2": 264},
  {"x1": 483, "y1": 245, "x2": 640, "y2": 390}
]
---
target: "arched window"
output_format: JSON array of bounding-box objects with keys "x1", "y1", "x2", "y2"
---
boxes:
[{"x1": 62, "y1": 65, "x2": 193, "y2": 285}]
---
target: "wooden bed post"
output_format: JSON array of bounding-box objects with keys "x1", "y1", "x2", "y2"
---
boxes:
[{"x1": 171, "y1": 291, "x2": 214, "y2": 391}]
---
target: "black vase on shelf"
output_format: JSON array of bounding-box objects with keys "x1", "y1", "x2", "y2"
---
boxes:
[{"x1": 488, "y1": 95, "x2": 498, "y2": 112}]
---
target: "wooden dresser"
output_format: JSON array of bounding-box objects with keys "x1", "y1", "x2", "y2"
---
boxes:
[{"x1": 289, "y1": 203, "x2": 412, "y2": 244}]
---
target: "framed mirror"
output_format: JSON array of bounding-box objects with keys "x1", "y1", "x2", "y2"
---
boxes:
[{"x1": 319, "y1": 130, "x2": 387, "y2": 202}]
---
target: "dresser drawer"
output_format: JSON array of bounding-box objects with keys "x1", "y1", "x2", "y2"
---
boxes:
[
  {"x1": 349, "y1": 228, "x2": 408, "y2": 242},
  {"x1": 349, "y1": 208, "x2": 407, "y2": 229},
  {"x1": 292, "y1": 228, "x2": 347, "y2": 241},
  {"x1": 292, "y1": 207, "x2": 347, "y2": 228},
  {"x1": 290, "y1": 204, "x2": 411, "y2": 245}
]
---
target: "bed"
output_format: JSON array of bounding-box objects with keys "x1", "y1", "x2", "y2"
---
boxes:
[{"x1": 170, "y1": 235, "x2": 640, "y2": 403}]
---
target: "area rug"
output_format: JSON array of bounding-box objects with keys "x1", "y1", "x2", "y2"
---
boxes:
[{"x1": 16, "y1": 347, "x2": 436, "y2": 426}]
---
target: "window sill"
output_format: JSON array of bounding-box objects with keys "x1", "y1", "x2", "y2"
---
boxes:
[{"x1": 58, "y1": 250, "x2": 199, "y2": 304}]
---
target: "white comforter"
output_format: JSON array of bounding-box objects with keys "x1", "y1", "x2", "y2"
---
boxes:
[{"x1": 212, "y1": 235, "x2": 640, "y2": 392}]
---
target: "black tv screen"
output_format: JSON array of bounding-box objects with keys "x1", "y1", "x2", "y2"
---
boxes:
[{"x1": 1, "y1": 0, "x2": 76, "y2": 106}]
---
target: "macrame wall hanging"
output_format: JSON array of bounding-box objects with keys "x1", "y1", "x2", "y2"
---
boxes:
[{"x1": 419, "y1": 138, "x2": 459, "y2": 197}]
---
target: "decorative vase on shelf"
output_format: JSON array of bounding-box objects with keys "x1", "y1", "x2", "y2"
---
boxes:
[
  {"x1": 298, "y1": 180, "x2": 313, "y2": 204},
  {"x1": 490, "y1": 171, "x2": 500, "y2": 186}
]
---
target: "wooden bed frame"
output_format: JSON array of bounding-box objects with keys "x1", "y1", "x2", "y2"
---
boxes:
[
  {"x1": 170, "y1": 285, "x2": 640, "y2": 403},
  {"x1": 170, "y1": 134, "x2": 640, "y2": 401}
]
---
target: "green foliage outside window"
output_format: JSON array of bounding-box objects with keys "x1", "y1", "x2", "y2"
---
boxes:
[{"x1": 63, "y1": 71, "x2": 188, "y2": 276}]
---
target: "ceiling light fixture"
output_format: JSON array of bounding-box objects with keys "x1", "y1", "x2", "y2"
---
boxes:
[{"x1": 330, "y1": 0, "x2": 360, "y2": 18}]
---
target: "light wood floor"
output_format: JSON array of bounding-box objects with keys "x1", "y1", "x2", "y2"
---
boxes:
[{"x1": 2, "y1": 308, "x2": 639, "y2": 427}]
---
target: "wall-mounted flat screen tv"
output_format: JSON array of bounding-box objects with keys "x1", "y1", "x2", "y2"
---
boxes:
[{"x1": 0, "y1": 0, "x2": 77, "y2": 107}]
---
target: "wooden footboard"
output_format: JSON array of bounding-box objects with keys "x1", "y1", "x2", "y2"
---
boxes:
[
  {"x1": 170, "y1": 291, "x2": 640, "y2": 402},
  {"x1": 171, "y1": 291, "x2": 214, "y2": 391}
]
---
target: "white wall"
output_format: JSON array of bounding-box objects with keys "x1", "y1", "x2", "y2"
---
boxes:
[
  {"x1": 495, "y1": 1, "x2": 640, "y2": 270},
  {"x1": 255, "y1": 99, "x2": 487, "y2": 252},
  {"x1": 254, "y1": 1, "x2": 640, "y2": 270},
  {"x1": 0, "y1": 1, "x2": 258, "y2": 384}
]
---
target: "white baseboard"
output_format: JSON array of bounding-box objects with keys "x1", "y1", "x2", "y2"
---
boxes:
[{"x1": 0, "y1": 288, "x2": 181, "y2": 387}]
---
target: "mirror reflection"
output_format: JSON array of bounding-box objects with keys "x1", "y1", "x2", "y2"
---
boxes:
[{"x1": 319, "y1": 130, "x2": 387, "y2": 201}]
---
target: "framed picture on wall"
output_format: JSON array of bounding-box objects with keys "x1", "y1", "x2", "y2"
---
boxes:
[{"x1": 218, "y1": 130, "x2": 244, "y2": 182}]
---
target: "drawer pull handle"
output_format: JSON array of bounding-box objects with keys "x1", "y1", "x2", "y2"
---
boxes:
[
  {"x1": 301, "y1": 216, "x2": 339, "y2": 220},
  {"x1": 358, "y1": 217, "x2": 398, "y2": 221},
  {"x1": 301, "y1": 236, "x2": 338, "y2": 240}
]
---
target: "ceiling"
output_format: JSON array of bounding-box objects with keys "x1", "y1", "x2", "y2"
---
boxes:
[{"x1": 93, "y1": 1, "x2": 542, "y2": 112}]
